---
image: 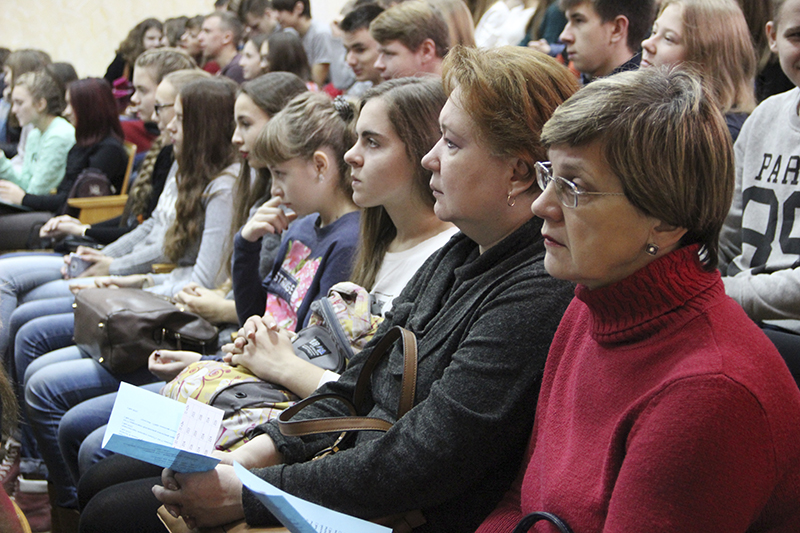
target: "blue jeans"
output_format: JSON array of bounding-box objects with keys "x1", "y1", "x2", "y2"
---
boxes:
[
  {"x1": 15, "y1": 306, "x2": 76, "y2": 384},
  {"x1": 59, "y1": 382, "x2": 164, "y2": 485},
  {"x1": 24, "y1": 349, "x2": 158, "y2": 508},
  {"x1": 13, "y1": 304, "x2": 77, "y2": 468},
  {"x1": 0, "y1": 254, "x2": 66, "y2": 360}
]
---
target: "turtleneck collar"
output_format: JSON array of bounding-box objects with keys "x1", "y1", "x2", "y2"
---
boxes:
[{"x1": 575, "y1": 245, "x2": 724, "y2": 345}]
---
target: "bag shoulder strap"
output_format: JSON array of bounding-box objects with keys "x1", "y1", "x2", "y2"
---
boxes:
[
  {"x1": 512, "y1": 512, "x2": 574, "y2": 533},
  {"x1": 278, "y1": 326, "x2": 417, "y2": 438},
  {"x1": 353, "y1": 326, "x2": 417, "y2": 417}
]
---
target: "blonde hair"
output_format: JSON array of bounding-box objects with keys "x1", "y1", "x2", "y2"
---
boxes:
[
  {"x1": 442, "y1": 45, "x2": 579, "y2": 187},
  {"x1": 134, "y1": 48, "x2": 197, "y2": 84},
  {"x1": 541, "y1": 67, "x2": 734, "y2": 270},
  {"x1": 252, "y1": 92, "x2": 356, "y2": 196},
  {"x1": 660, "y1": 0, "x2": 756, "y2": 114}
]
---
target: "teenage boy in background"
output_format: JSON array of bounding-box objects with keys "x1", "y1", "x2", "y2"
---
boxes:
[
  {"x1": 719, "y1": 0, "x2": 800, "y2": 384},
  {"x1": 340, "y1": 3, "x2": 385, "y2": 94},
  {"x1": 558, "y1": 0, "x2": 655, "y2": 84},
  {"x1": 370, "y1": 1, "x2": 450, "y2": 81}
]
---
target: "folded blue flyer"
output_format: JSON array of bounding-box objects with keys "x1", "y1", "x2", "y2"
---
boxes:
[
  {"x1": 234, "y1": 462, "x2": 391, "y2": 533},
  {"x1": 102, "y1": 382, "x2": 222, "y2": 473}
]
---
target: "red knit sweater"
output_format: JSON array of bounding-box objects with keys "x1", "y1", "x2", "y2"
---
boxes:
[{"x1": 478, "y1": 246, "x2": 800, "y2": 533}]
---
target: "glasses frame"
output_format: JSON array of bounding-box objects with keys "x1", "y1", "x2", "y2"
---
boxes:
[
  {"x1": 154, "y1": 102, "x2": 175, "y2": 116},
  {"x1": 535, "y1": 161, "x2": 624, "y2": 209}
]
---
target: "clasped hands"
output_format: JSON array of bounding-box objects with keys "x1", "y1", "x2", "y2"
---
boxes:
[
  {"x1": 221, "y1": 313, "x2": 297, "y2": 385},
  {"x1": 153, "y1": 315, "x2": 294, "y2": 528},
  {"x1": 39, "y1": 214, "x2": 90, "y2": 239}
]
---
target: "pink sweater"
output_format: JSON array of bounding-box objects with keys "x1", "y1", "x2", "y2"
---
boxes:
[{"x1": 478, "y1": 246, "x2": 800, "y2": 533}]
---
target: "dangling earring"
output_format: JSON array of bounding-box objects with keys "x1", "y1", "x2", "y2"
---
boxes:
[
  {"x1": 645, "y1": 243, "x2": 659, "y2": 256},
  {"x1": 507, "y1": 194, "x2": 516, "y2": 207},
  {"x1": 318, "y1": 173, "x2": 324, "y2": 182}
]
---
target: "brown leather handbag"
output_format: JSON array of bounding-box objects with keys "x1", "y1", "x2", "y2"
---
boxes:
[
  {"x1": 277, "y1": 325, "x2": 425, "y2": 532},
  {"x1": 73, "y1": 288, "x2": 219, "y2": 375}
]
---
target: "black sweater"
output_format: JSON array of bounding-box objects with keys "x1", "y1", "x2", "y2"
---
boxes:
[
  {"x1": 245, "y1": 217, "x2": 575, "y2": 532},
  {"x1": 21, "y1": 135, "x2": 127, "y2": 213}
]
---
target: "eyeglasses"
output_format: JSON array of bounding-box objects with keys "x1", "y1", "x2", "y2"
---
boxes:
[
  {"x1": 535, "y1": 161, "x2": 624, "y2": 209},
  {"x1": 154, "y1": 103, "x2": 174, "y2": 116}
]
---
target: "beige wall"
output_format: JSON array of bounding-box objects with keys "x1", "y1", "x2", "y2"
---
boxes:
[{"x1": 0, "y1": 0, "x2": 346, "y2": 79}]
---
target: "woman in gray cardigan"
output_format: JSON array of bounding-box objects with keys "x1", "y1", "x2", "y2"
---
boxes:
[{"x1": 155, "y1": 46, "x2": 580, "y2": 533}]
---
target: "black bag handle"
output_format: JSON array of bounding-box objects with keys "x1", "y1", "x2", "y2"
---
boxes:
[{"x1": 512, "y1": 512, "x2": 574, "y2": 533}]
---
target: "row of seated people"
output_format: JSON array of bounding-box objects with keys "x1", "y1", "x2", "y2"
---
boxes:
[
  {"x1": 0, "y1": 0, "x2": 462, "y2": 254},
  {"x1": 1, "y1": 0, "x2": 800, "y2": 532},
  {"x1": 0, "y1": 0, "x2": 791, "y2": 254}
]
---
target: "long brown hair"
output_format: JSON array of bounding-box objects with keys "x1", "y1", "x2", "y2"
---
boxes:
[
  {"x1": 349, "y1": 78, "x2": 446, "y2": 290},
  {"x1": 118, "y1": 18, "x2": 163, "y2": 67},
  {"x1": 660, "y1": 0, "x2": 756, "y2": 114},
  {"x1": 121, "y1": 68, "x2": 206, "y2": 226},
  {"x1": 163, "y1": 78, "x2": 238, "y2": 262},
  {"x1": 121, "y1": 134, "x2": 167, "y2": 225},
  {"x1": 230, "y1": 72, "x2": 308, "y2": 241},
  {"x1": 523, "y1": 0, "x2": 555, "y2": 43}
]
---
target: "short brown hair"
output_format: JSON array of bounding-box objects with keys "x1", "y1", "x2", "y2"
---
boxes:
[
  {"x1": 442, "y1": 45, "x2": 579, "y2": 187},
  {"x1": 206, "y1": 11, "x2": 244, "y2": 46},
  {"x1": 541, "y1": 67, "x2": 733, "y2": 270},
  {"x1": 660, "y1": 0, "x2": 756, "y2": 114},
  {"x1": 273, "y1": 0, "x2": 310, "y2": 17},
  {"x1": 370, "y1": 1, "x2": 450, "y2": 58},
  {"x1": 135, "y1": 48, "x2": 197, "y2": 84},
  {"x1": 560, "y1": 0, "x2": 656, "y2": 51}
]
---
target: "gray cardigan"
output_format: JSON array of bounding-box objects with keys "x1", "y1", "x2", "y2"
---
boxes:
[{"x1": 243, "y1": 217, "x2": 574, "y2": 532}]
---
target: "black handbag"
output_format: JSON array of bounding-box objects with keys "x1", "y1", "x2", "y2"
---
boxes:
[
  {"x1": 73, "y1": 288, "x2": 219, "y2": 375},
  {"x1": 61, "y1": 167, "x2": 114, "y2": 217},
  {"x1": 512, "y1": 512, "x2": 574, "y2": 533}
]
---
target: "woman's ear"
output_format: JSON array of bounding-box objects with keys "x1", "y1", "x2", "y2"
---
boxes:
[
  {"x1": 507, "y1": 157, "x2": 534, "y2": 197},
  {"x1": 33, "y1": 97, "x2": 48, "y2": 115},
  {"x1": 651, "y1": 221, "x2": 688, "y2": 251}
]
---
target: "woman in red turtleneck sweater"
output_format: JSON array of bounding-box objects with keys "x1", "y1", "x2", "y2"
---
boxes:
[{"x1": 478, "y1": 67, "x2": 800, "y2": 533}]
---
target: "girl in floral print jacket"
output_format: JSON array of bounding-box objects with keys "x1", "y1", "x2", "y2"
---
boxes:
[{"x1": 232, "y1": 91, "x2": 360, "y2": 331}]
